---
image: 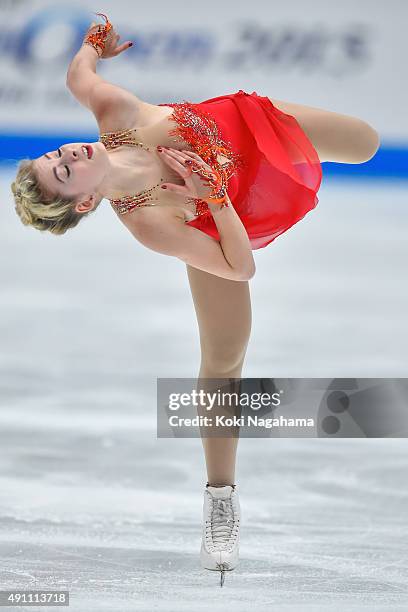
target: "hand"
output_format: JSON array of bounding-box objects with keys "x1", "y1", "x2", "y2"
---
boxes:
[
  {"x1": 158, "y1": 148, "x2": 221, "y2": 201},
  {"x1": 84, "y1": 20, "x2": 132, "y2": 59}
]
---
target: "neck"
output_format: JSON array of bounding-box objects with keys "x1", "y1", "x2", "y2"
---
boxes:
[{"x1": 98, "y1": 147, "x2": 150, "y2": 200}]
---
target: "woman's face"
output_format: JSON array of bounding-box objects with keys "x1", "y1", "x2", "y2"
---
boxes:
[{"x1": 33, "y1": 141, "x2": 110, "y2": 210}]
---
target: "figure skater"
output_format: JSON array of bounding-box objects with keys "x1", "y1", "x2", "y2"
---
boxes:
[{"x1": 10, "y1": 14, "x2": 380, "y2": 586}]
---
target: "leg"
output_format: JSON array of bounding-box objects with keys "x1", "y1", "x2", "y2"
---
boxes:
[
  {"x1": 270, "y1": 97, "x2": 380, "y2": 164},
  {"x1": 186, "y1": 264, "x2": 252, "y2": 486}
]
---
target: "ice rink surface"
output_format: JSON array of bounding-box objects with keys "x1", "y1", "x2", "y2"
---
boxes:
[{"x1": 0, "y1": 169, "x2": 407, "y2": 611}]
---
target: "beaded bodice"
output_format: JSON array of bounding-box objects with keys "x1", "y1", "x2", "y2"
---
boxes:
[{"x1": 99, "y1": 101, "x2": 245, "y2": 220}]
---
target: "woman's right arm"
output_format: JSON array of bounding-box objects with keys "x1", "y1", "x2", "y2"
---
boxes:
[
  {"x1": 130, "y1": 199, "x2": 256, "y2": 281},
  {"x1": 66, "y1": 20, "x2": 138, "y2": 121}
]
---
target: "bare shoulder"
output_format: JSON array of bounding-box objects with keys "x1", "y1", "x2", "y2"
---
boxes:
[
  {"x1": 90, "y1": 81, "x2": 160, "y2": 134},
  {"x1": 123, "y1": 207, "x2": 193, "y2": 254},
  {"x1": 123, "y1": 206, "x2": 218, "y2": 258}
]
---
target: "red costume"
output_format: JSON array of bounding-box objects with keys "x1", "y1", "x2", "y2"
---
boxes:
[
  {"x1": 166, "y1": 90, "x2": 322, "y2": 250},
  {"x1": 101, "y1": 90, "x2": 323, "y2": 250}
]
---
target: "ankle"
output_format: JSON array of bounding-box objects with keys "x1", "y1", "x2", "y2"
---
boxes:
[{"x1": 206, "y1": 481, "x2": 236, "y2": 488}]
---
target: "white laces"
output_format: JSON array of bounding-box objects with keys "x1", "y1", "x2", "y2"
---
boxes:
[{"x1": 207, "y1": 497, "x2": 235, "y2": 550}]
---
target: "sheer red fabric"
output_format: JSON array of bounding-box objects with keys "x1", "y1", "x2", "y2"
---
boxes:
[{"x1": 183, "y1": 90, "x2": 323, "y2": 250}]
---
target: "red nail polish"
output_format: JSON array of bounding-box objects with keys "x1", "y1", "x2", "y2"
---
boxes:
[
  {"x1": 157, "y1": 146, "x2": 162, "y2": 151},
  {"x1": 161, "y1": 185, "x2": 167, "y2": 189}
]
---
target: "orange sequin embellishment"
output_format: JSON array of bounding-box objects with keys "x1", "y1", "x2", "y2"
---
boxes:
[
  {"x1": 163, "y1": 101, "x2": 245, "y2": 216},
  {"x1": 83, "y1": 13, "x2": 113, "y2": 58}
]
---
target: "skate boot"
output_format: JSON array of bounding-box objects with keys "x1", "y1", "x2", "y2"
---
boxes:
[{"x1": 200, "y1": 483, "x2": 241, "y2": 587}]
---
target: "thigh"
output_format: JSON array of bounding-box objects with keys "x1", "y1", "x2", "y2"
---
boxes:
[
  {"x1": 186, "y1": 264, "x2": 252, "y2": 359},
  {"x1": 270, "y1": 97, "x2": 378, "y2": 163}
]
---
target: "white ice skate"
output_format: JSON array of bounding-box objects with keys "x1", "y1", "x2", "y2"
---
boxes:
[{"x1": 200, "y1": 483, "x2": 241, "y2": 587}]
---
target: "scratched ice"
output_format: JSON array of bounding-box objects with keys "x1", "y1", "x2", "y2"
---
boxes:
[{"x1": 1, "y1": 169, "x2": 408, "y2": 610}]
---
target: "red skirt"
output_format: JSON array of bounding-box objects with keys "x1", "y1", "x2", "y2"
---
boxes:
[{"x1": 184, "y1": 90, "x2": 323, "y2": 250}]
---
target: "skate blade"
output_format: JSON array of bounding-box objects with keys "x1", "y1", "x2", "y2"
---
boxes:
[
  {"x1": 203, "y1": 564, "x2": 236, "y2": 587},
  {"x1": 203, "y1": 565, "x2": 236, "y2": 572}
]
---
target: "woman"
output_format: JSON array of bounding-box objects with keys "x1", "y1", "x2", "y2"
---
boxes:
[{"x1": 10, "y1": 14, "x2": 380, "y2": 586}]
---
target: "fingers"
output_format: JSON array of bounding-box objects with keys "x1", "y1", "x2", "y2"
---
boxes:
[
  {"x1": 158, "y1": 148, "x2": 191, "y2": 175},
  {"x1": 158, "y1": 147, "x2": 217, "y2": 197},
  {"x1": 160, "y1": 147, "x2": 205, "y2": 173},
  {"x1": 160, "y1": 182, "x2": 187, "y2": 195},
  {"x1": 158, "y1": 155, "x2": 188, "y2": 193},
  {"x1": 87, "y1": 19, "x2": 132, "y2": 56},
  {"x1": 181, "y1": 150, "x2": 207, "y2": 163},
  {"x1": 110, "y1": 27, "x2": 132, "y2": 52},
  {"x1": 159, "y1": 147, "x2": 186, "y2": 160},
  {"x1": 114, "y1": 40, "x2": 133, "y2": 55},
  {"x1": 87, "y1": 23, "x2": 100, "y2": 34},
  {"x1": 180, "y1": 150, "x2": 201, "y2": 159},
  {"x1": 180, "y1": 149, "x2": 213, "y2": 172}
]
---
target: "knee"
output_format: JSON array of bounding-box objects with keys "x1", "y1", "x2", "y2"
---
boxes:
[
  {"x1": 353, "y1": 120, "x2": 381, "y2": 163},
  {"x1": 200, "y1": 335, "x2": 250, "y2": 375}
]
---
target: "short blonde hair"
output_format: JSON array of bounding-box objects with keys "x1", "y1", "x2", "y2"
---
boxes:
[{"x1": 11, "y1": 159, "x2": 101, "y2": 235}]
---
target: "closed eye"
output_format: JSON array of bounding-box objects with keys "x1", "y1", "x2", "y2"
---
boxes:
[{"x1": 56, "y1": 148, "x2": 70, "y2": 178}]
